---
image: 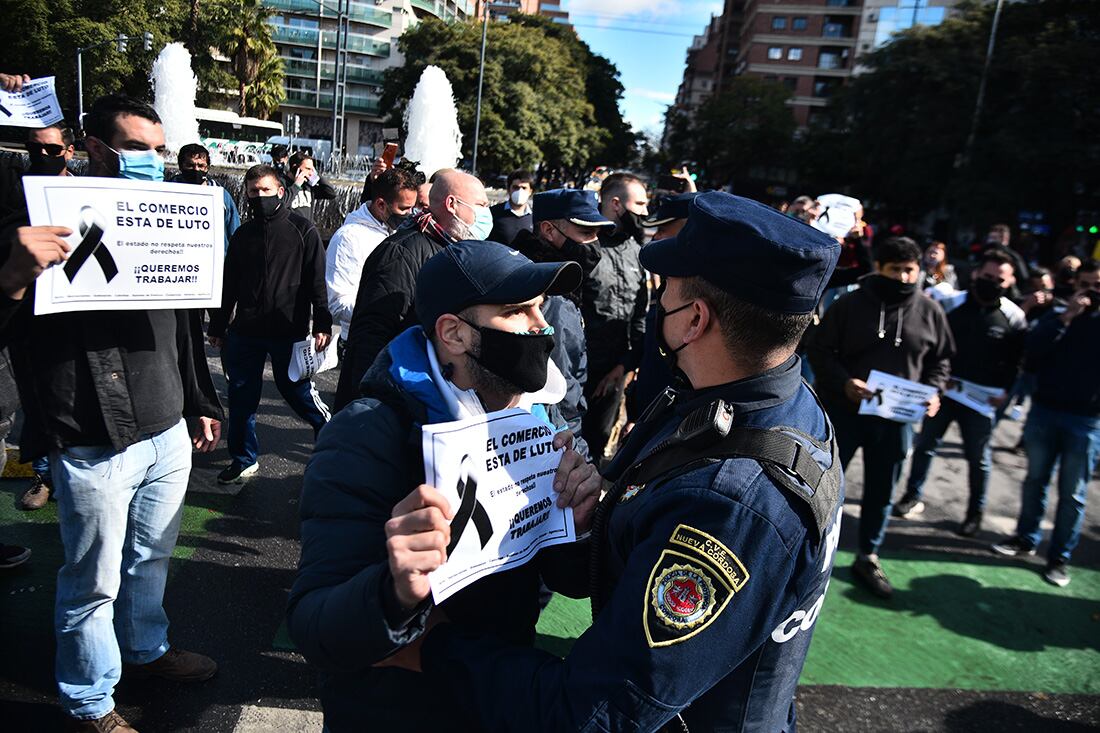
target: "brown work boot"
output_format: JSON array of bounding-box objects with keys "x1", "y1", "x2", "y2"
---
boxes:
[
  {"x1": 126, "y1": 647, "x2": 217, "y2": 682},
  {"x1": 18, "y1": 474, "x2": 51, "y2": 510},
  {"x1": 69, "y1": 709, "x2": 138, "y2": 732}
]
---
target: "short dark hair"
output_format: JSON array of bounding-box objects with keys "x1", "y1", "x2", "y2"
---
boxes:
[
  {"x1": 245, "y1": 164, "x2": 282, "y2": 185},
  {"x1": 874, "y1": 236, "x2": 922, "y2": 266},
  {"x1": 372, "y1": 167, "x2": 420, "y2": 203},
  {"x1": 288, "y1": 151, "x2": 312, "y2": 173},
  {"x1": 978, "y1": 249, "x2": 1015, "y2": 270},
  {"x1": 988, "y1": 223, "x2": 1011, "y2": 239},
  {"x1": 680, "y1": 277, "x2": 813, "y2": 369},
  {"x1": 507, "y1": 169, "x2": 533, "y2": 187},
  {"x1": 177, "y1": 143, "x2": 210, "y2": 167},
  {"x1": 33, "y1": 123, "x2": 74, "y2": 147},
  {"x1": 600, "y1": 172, "x2": 644, "y2": 205},
  {"x1": 83, "y1": 95, "x2": 160, "y2": 143},
  {"x1": 270, "y1": 144, "x2": 288, "y2": 159}
]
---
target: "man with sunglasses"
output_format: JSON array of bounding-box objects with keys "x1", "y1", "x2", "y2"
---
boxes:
[{"x1": 1, "y1": 124, "x2": 75, "y2": 218}]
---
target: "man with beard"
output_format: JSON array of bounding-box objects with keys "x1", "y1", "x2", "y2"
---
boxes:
[
  {"x1": 287, "y1": 239, "x2": 601, "y2": 731},
  {"x1": 511, "y1": 188, "x2": 612, "y2": 438},
  {"x1": 583, "y1": 173, "x2": 650, "y2": 459},
  {"x1": 808, "y1": 236, "x2": 954, "y2": 599},
  {"x1": 334, "y1": 169, "x2": 492, "y2": 410}
]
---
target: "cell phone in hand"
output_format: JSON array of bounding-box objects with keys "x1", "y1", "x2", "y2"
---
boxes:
[
  {"x1": 382, "y1": 142, "x2": 398, "y2": 167},
  {"x1": 657, "y1": 174, "x2": 688, "y2": 193}
]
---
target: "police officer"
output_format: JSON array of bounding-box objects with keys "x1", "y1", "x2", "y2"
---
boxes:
[{"x1": 384, "y1": 192, "x2": 845, "y2": 732}]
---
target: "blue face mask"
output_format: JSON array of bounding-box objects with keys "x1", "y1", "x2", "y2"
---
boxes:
[
  {"x1": 455, "y1": 197, "x2": 494, "y2": 241},
  {"x1": 104, "y1": 142, "x2": 165, "y2": 182}
]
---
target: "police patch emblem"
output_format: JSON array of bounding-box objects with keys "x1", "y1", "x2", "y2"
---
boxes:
[
  {"x1": 619, "y1": 484, "x2": 644, "y2": 503},
  {"x1": 651, "y1": 564, "x2": 714, "y2": 629}
]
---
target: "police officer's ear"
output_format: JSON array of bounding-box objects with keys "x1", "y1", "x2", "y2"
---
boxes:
[{"x1": 434, "y1": 313, "x2": 474, "y2": 358}]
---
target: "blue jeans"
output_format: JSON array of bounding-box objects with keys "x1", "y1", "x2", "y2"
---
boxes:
[
  {"x1": 223, "y1": 332, "x2": 330, "y2": 467},
  {"x1": 905, "y1": 400, "x2": 993, "y2": 517},
  {"x1": 1016, "y1": 403, "x2": 1100, "y2": 564},
  {"x1": 32, "y1": 455, "x2": 50, "y2": 482},
  {"x1": 829, "y1": 405, "x2": 913, "y2": 556},
  {"x1": 52, "y1": 419, "x2": 191, "y2": 720}
]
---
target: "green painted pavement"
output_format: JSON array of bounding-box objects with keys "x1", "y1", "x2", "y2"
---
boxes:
[{"x1": 535, "y1": 550, "x2": 1100, "y2": 695}]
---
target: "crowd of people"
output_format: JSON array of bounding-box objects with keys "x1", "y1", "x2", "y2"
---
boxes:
[{"x1": 0, "y1": 72, "x2": 1098, "y2": 733}]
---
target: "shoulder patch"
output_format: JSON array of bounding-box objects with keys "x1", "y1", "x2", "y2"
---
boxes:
[{"x1": 643, "y1": 525, "x2": 749, "y2": 648}]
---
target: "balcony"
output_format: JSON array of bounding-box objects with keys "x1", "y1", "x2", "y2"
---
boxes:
[
  {"x1": 265, "y1": 0, "x2": 392, "y2": 27},
  {"x1": 410, "y1": 0, "x2": 468, "y2": 20},
  {"x1": 347, "y1": 2, "x2": 393, "y2": 27},
  {"x1": 284, "y1": 88, "x2": 319, "y2": 106},
  {"x1": 319, "y1": 93, "x2": 381, "y2": 115},
  {"x1": 281, "y1": 57, "x2": 385, "y2": 85},
  {"x1": 271, "y1": 23, "x2": 390, "y2": 56},
  {"x1": 270, "y1": 23, "x2": 320, "y2": 46},
  {"x1": 283, "y1": 57, "x2": 318, "y2": 78}
]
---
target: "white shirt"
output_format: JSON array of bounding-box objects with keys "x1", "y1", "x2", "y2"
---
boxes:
[{"x1": 325, "y1": 204, "x2": 392, "y2": 338}]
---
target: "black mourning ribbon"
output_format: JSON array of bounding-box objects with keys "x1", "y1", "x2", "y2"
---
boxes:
[
  {"x1": 871, "y1": 388, "x2": 885, "y2": 406},
  {"x1": 64, "y1": 206, "x2": 118, "y2": 283},
  {"x1": 446, "y1": 455, "x2": 493, "y2": 555},
  {"x1": 0, "y1": 102, "x2": 12, "y2": 117}
]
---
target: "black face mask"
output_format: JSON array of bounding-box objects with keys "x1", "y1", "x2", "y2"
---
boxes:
[
  {"x1": 177, "y1": 169, "x2": 208, "y2": 185},
  {"x1": 618, "y1": 209, "x2": 647, "y2": 242},
  {"x1": 28, "y1": 154, "x2": 67, "y2": 175},
  {"x1": 868, "y1": 274, "x2": 918, "y2": 305},
  {"x1": 466, "y1": 322, "x2": 556, "y2": 394},
  {"x1": 972, "y1": 276, "x2": 1006, "y2": 304},
  {"x1": 387, "y1": 212, "x2": 407, "y2": 231},
  {"x1": 654, "y1": 295, "x2": 693, "y2": 386},
  {"x1": 248, "y1": 194, "x2": 282, "y2": 220},
  {"x1": 550, "y1": 227, "x2": 602, "y2": 276}
]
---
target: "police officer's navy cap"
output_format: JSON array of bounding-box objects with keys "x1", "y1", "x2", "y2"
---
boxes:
[
  {"x1": 531, "y1": 189, "x2": 614, "y2": 227},
  {"x1": 643, "y1": 192, "x2": 701, "y2": 227},
  {"x1": 416, "y1": 239, "x2": 583, "y2": 329},
  {"x1": 640, "y1": 191, "x2": 840, "y2": 315}
]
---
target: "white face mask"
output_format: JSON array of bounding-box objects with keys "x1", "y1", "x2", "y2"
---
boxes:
[{"x1": 509, "y1": 188, "x2": 530, "y2": 207}]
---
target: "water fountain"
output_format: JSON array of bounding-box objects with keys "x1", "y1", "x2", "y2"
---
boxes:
[
  {"x1": 149, "y1": 43, "x2": 201, "y2": 155},
  {"x1": 403, "y1": 65, "x2": 462, "y2": 179}
]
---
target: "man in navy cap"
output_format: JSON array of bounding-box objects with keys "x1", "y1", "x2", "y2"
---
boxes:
[
  {"x1": 512, "y1": 188, "x2": 613, "y2": 438},
  {"x1": 286, "y1": 240, "x2": 602, "y2": 732},
  {"x1": 382, "y1": 192, "x2": 847, "y2": 732}
]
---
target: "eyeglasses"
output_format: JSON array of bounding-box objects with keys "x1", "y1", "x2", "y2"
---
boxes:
[{"x1": 26, "y1": 142, "x2": 66, "y2": 157}]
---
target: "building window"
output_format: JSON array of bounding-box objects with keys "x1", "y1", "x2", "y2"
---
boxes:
[
  {"x1": 768, "y1": 46, "x2": 783, "y2": 60},
  {"x1": 772, "y1": 16, "x2": 787, "y2": 30},
  {"x1": 818, "y1": 48, "x2": 849, "y2": 69},
  {"x1": 825, "y1": 0, "x2": 853, "y2": 6},
  {"x1": 874, "y1": 2, "x2": 948, "y2": 48},
  {"x1": 792, "y1": 17, "x2": 808, "y2": 31},
  {"x1": 788, "y1": 47, "x2": 803, "y2": 61}
]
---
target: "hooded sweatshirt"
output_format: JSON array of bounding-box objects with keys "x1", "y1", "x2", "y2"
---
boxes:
[
  {"x1": 326, "y1": 203, "x2": 392, "y2": 337},
  {"x1": 808, "y1": 273, "x2": 955, "y2": 412}
]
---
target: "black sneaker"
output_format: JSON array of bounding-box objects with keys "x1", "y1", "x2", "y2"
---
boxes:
[
  {"x1": 0, "y1": 543, "x2": 31, "y2": 569},
  {"x1": 217, "y1": 462, "x2": 258, "y2": 484},
  {"x1": 852, "y1": 556, "x2": 893, "y2": 599},
  {"x1": 892, "y1": 495, "x2": 925, "y2": 519},
  {"x1": 1043, "y1": 561, "x2": 1070, "y2": 588},
  {"x1": 956, "y1": 513, "x2": 982, "y2": 537},
  {"x1": 990, "y1": 536, "x2": 1037, "y2": 557}
]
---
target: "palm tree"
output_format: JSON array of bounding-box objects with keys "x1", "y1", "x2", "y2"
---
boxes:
[
  {"x1": 213, "y1": 0, "x2": 284, "y2": 118},
  {"x1": 244, "y1": 45, "x2": 286, "y2": 118}
]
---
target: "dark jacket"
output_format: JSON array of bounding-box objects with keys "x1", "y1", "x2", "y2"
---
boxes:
[
  {"x1": 286, "y1": 327, "x2": 588, "y2": 732},
  {"x1": 808, "y1": 275, "x2": 955, "y2": 412},
  {"x1": 208, "y1": 206, "x2": 331, "y2": 341},
  {"x1": 420, "y1": 356, "x2": 846, "y2": 732},
  {"x1": 1026, "y1": 308, "x2": 1100, "y2": 417},
  {"x1": 487, "y1": 201, "x2": 532, "y2": 246},
  {"x1": 541, "y1": 295, "x2": 588, "y2": 440},
  {"x1": 334, "y1": 221, "x2": 448, "y2": 409},
  {"x1": 583, "y1": 229, "x2": 648, "y2": 375},
  {"x1": 285, "y1": 176, "x2": 337, "y2": 222},
  {"x1": 940, "y1": 291, "x2": 1026, "y2": 389},
  {"x1": 511, "y1": 228, "x2": 602, "y2": 309}
]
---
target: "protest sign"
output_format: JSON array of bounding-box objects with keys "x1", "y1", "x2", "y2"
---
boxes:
[
  {"x1": 23, "y1": 177, "x2": 224, "y2": 315},
  {"x1": 288, "y1": 337, "x2": 338, "y2": 382},
  {"x1": 0, "y1": 76, "x2": 63, "y2": 127},
  {"x1": 857, "y1": 369, "x2": 938, "y2": 423},
  {"x1": 424, "y1": 408, "x2": 575, "y2": 603},
  {"x1": 944, "y1": 377, "x2": 1004, "y2": 419}
]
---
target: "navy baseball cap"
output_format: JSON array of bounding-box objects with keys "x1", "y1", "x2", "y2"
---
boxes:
[
  {"x1": 531, "y1": 189, "x2": 614, "y2": 227},
  {"x1": 416, "y1": 240, "x2": 583, "y2": 330},
  {"x1": 644, "y1": 192, "x2": 701, "y2": 227},
  {"x1": 641, "y1": 191, "x2": 840, "y2": 315}
]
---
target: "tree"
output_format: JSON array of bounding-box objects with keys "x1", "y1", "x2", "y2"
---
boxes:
[{"x1": 209, "y1": 0, "x2": 285, "y2": 119}]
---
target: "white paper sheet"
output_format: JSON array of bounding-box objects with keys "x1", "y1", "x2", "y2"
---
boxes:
[
  {"x1": 288, "y1": 337, "x2": 339, "y2": 382},
  {"x1": 423, "y1": 408, "x2": 575, "y2": 603},
  {"x1": 857, "y1": 369, "x2": 939, "y2": 424},
  {"x1": 23, "y1": 177, "x2": 224, "y2": 314},
  {"x1": 943, "y1": 377, "x2": 1005, "y2": 419},
  {"x1": 0, "y1": 76, "x2": 63, "y2": 127}
]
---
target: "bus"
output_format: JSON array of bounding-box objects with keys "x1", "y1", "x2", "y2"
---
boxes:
[{"x1": 196, "y1": 108, "x2": 284, "y2": 167}]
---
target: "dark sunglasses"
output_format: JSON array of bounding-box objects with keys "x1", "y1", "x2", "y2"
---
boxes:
[{"x1": 26, "y1": 142, "x2": 66, "y2": 157}]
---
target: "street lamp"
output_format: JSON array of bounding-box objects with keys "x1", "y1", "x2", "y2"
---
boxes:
[
  {"x1": 472, "y1": 2, "x2": 515, "y2": 176},
  {"x1": 304, "y1": 0, "x2": 349, "y2": 159},
  {"x1": 77, "y1": 31, "x2": 153, "y2": 127}
]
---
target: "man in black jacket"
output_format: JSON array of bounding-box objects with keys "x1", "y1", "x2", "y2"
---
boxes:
[
  {"x1": 583, "y1": 172, "x2": 650, "y2": 459},
  {"x1": 286, "y1": 240, "x2": 600, "y2": 731},
  {"x1": 208, "y1": 164, "x2": 332, "y2": 484},
  {"x1": 808, "y1": 236, "x2": 954, "y2": 599},
  {"x1": 334, "y1": 169, "x2": 490, "y2": 410},
  {"x1": 0, "y1": 94, "x2": 223, "y2": 733},
  {"x1": 487, "y1": 169, "x2": 534, "y2": 246},
  {"x1": 896, "y1": 251, "x2": 1026, "y2": 536},
  {"x1": 284, "y1": 151, "x2": 337, "y2": 222}
]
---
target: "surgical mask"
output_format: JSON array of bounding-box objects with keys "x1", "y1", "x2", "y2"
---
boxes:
[
  {"x1": 654, "y1": 295, "x2": 693, "y2": 385},
  {"x1": 465, "y1": 320, "x2": 555, "y2": 394},
  {"x1": 248, "y1": 194, "x2": 282, "y2": 220},
  {"x1": 177, "y1": 169, "x2": 208, "y2": 186},
  {"x1": 868, "y1": 273, "x2": 917, "y2": 305},
  {"x1": 102, "y1": 142, "x2": 165, "y2": 182},
  {"x1": 509, "y1": 188, "x2": 530, "y2": 207},
  {"x1": 972, "y1": 276, "x2": 1006, "y2": 303},
  {"x1": 454, "y1": 197, "x2": 494, "y2": 240},
  {"x1": 28, "y1": 154, "x2": 68, "y2": 176}
]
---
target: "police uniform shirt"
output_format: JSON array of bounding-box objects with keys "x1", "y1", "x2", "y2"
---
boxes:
[{"x1": 420, "y1": 354, "x2": 845, "y2": 732}]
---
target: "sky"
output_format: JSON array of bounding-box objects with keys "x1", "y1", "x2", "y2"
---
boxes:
[{"x1": 560, "y1": 0, "x2": 724, "y2": 136}]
